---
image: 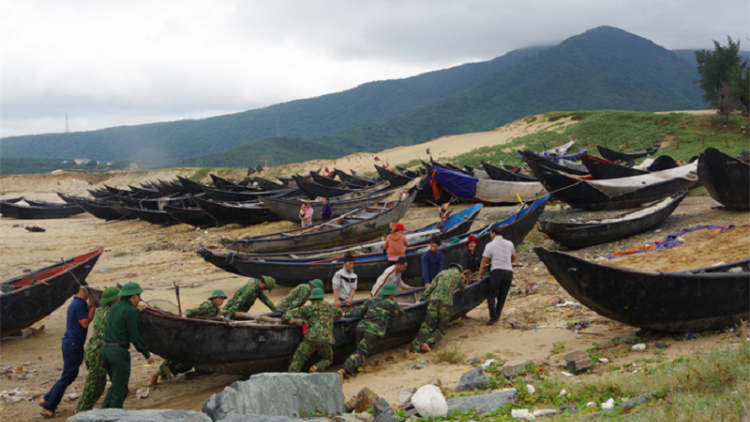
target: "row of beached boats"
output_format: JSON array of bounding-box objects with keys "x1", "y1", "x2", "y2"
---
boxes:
[{"x1": 1, "y1": 144, "x2": 748, "y2": 376}]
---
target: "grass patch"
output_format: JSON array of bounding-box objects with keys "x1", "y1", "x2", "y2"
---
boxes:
[
  {"x1": 436, "y1": 340, "x2": 749, "y2": 421},
  {"x1": 430, "y1": 342, "x2": 467, "y2": 364},
  {"x1": 189, "y1": 168, "x2": 212, "y2": 182}
]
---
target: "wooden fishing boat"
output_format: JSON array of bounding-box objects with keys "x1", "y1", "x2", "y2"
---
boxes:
[
  {"x1": 698, "y1": 148, "x2": 750, "y2": 211},
  {"x1": 192, "y1": 195, "x2": 281, "y2": 226},
  {"x1": 74, "y1": 197, "x2": 136, "y2": 221},
  {"x1": 138, "y1": 275, "x2": 492, "y2": 375},
  {"x1": 202, "y1": 185, "x2": 299, "y2": 202},
  {"x1": 124, "y1": 207, "x2": 179, "y2": 225},
  {"x1": 537, "y1": 190, "x2": 688, "y2": 248},
  {"x1": 0, "y1": 199, "x2": 85, "y2": 219},
  {"x1": 521, "y1": 150, "x2": 589, "y2": 176},
  {"x1": 352, "y1": 170, "x2": 378, "y2": 183},
  {"x1": 335, "y1": 169, "x2": 376, "y2": 185},
  {"x1": 598, "y1": 145, "x2": 660, "y2": 162},
  {"x1": 428, "y1": 165, "x2": 547, "y2": 204},
  {"x1": 177, "y1": 176, "x2": 213, "y2": 195},
  {"x1": 525, "y1": 151, "x2": 699, "y2": 210},
  {"x1": 376, "y1": 165, "x2": 453, "y2": 204},
  {"x1": 164, "y1": 204, "x2": 219, "y2": 227},
  {"x1": 220, "y1": 181, "x2": 419, "y2": 253},
  {"x1": 310, "y1": 171, "x2": 355, "y2": 188},
  {"x1": 1, "y1": 248, "x2": 103, "y2": 337},
  {"x1": 481, "y1": 161, "x2": 538, "y2": 182},
  {"x1": 375, "y1": 165, "x2": 412, "y2": 188},
  {"x1": 254, "y1": 177, "x2": 289, "y2": 191},
  {"x1": 543, "y1": 140, "x2": 577, "y2": 157},
  {"x1": 245, "y1": 203, "x2": 482, "y2": 259},
  {"x1": 258, "y1": 185, "x2": 393, "y2": 222},
  {"x1": 580, "y1": 154, "x2": 649, "y2": 179},
  {"x1": 293, "y1": 177, "x2": 378, "y2": 199},
  {"x1": 645, "y1": 155, "x2": 678, "y2": 172},
  {"x1": 535, "y1": 248, "x2": 750, "y2": 332},
  {"x1": 202, "y1": 195, "x2": 547, "y2": 289}
]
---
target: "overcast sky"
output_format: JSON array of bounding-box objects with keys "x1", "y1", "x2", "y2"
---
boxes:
[{"x1": 1, "y1": 0, "x2": 748, "y2": 138}]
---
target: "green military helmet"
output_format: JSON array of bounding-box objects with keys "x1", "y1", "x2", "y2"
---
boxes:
[
  {"x1": 308, "y1": 287, "x2": 326, "y2": 300},
  {"x1": 380, "y1": 283, "x2": 398, "y2": 296},
  {"x1": 100, "y1": 286, "x2": 121, "y2": 305},
  {"x1": 261, "y1": 276, "x2": 276, "y2": 291},
  {"x1": 119, "y1": 281, "x2": 144, "y2": 297},
  {"x1": 208, "y1": 289, "x2": 228, "y2": 300},
  {"x1": 309, "y1": 279, "x2": 324, "y2": 290},
  {"x1": 449, "y1": 263, "x2": 463, "y2": 272}
]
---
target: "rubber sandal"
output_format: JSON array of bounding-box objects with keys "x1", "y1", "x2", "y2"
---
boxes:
[{"x1": 40, "y1": 412, "x2": 60, "y2": 418}]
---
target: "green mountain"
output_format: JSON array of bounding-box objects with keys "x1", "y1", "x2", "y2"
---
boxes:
[
  {"x1": 182, "y1": 26, "x2": 708, "y2": 168},
  {"x1": 0, "y1": 46, "x2": 547, "y2": 165}
]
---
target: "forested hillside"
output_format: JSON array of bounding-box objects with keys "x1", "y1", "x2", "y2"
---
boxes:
[
  {"x1": 0, "y1": 47, "x2": 547, "y2": 165},
  {"x1": 181, "y1": 26, "x2": 708, "y2": 168}
]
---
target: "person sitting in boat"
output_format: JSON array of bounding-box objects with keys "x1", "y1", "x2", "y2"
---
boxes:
[
  {"x1": 321, "y1": 197, "x2": 333, "y2": 222},
  {"x1": 279, "y1": 288, "x2": 343, "y2": 373},
  {"x1": 149, "y1": 289, "x2": 228, "y2": 385},
  {"x1": 332, "y1": 254, "x2": 357, "y2": 310},
  {"x1": 371, "y1": 256, "x2": 413, "y2": 296},
  {"x1": 224, "y1": 277, "x2": 276, "y2": 319},
  {"x1": 383, "y1": 223, "x2": 408, "y2": 261},
  {"x1": 336, "y1": 283, "x2": 403, "y2": 382},
  {"x1": 459, "y1": 235, "x2": 482, "y2": 275},
  {"x1": 409, "y1": 264, "x2": 466, "y2": 353},
  {"x1": 421, "y1": 237, "x2": 443, "y2": 288},
  {"x1": 299, "y1": 201, "x2": 314, "y2": 227},
  {"x1": 276, "y1": 279, "x2": 325, "y2": 311}
]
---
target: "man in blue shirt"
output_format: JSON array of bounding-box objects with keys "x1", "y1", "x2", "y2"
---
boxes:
[
  {"x1": 421, "y1": 238, "x2": 443, "y2": 288},
  {"x1": 40, "y1": 285, "x2": 95, "y2": 418}
]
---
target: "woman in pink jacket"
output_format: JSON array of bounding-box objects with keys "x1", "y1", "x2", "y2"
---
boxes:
[{"x1": 383, "y1": 223, "x2": 408, "y2": 261}]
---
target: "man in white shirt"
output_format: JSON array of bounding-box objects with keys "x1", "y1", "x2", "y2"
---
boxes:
[
  {"x1": 371, "y1": 257, "x2": 412, "y2": 296},
  {"x1": 477, "y1": 225, "x2": 516, "y2": 325},
  {"x1": 332, "y1": 254, "x2": 358, "y2": 309}
]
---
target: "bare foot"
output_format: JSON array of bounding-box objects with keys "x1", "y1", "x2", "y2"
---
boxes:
[
  {"x1": 149, "y1": 372, "x2": 159, "y2": 385},
  {"x1": 420, "y1": 343, "x2": 431, "y2": 352},
  {"x1": 309, "y1": 365, "x2": 318, "y2": 373},
  {"x1": 337, "y1": 369, "x2": 345, "y2": 383}
]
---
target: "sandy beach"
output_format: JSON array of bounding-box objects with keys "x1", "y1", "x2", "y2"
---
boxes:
[{"x1": 1, "y1": 167, "x2": 748, "y2": 420}]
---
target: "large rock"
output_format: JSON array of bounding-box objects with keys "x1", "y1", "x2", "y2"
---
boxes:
[
  {"x1": 454, "y1": 367, "x2": 491, "y2": 392},
  {"x1": 68, "y1": 409, "x2": 210, "y2": 422},
  {"x1": 202, "y1": 373, "x2": 345, "y2": 422},
  {"x1": 411, "y1": 385, "x2": 447, "y2": 418},
  {"x1": 564, "y1": 350, "x2": 593, "y2": 374},
  {"x1": 446, "y1": 389, "x2": 516, "y2": 414},
  {"x1": 501, "y1": 359, "x2": 531, "y2": 379},
  {"x1": 219, "y1": 416, "x2": 328, "y2": 422},
  {"x1": 353, "y1": 387, "x2": 379, "y2": 413}
]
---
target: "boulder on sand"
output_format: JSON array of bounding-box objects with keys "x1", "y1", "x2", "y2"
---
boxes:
[
  {"x1": 454, "y1": 367, "x2": 491, "y2": 392},
  {"x1": 411, "y1": 385, "x2": 447, "y2": 418},
  {"x1": 67, "y1": 409, "x2": 210, "y2": 422},
  {"x1": 446, "y1": 389, "x2": 516, "y2": 414},
  {"x1": 202, "y1": 373, "x2": 345, "y2": 422}
]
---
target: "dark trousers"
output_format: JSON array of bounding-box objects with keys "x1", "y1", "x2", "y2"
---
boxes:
[
  {"x1": 101, "y1": 346, "x2": 131, "y2": 408},
  {"x1": 42, "y1": 341, "x2": 84, "y2": 413},
  {"x1": 488, "y1": 269, "x2": 513, "y2": 322}
]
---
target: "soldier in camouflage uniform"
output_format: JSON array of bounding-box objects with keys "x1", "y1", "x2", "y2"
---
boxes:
[
  {"x1": 276, "y1": 279, "x2": 325, "y2": 311},
  {"x1": 224, "y1": 276, "x2": 276, "y2": 319},
  {"x1": 150, "y1": 289, "x2": 228, "y2": 385},
  {"x1": 409, "y1": 264, "x2": 466, "y2": 353},
  {"x1": 336, "y1": 283, "x2": 402, "y2": 382},
  {"x1": 279, "y1": 288, "x2": 343, "y2": 373},
  {"x1": 75, "y1": 286, "x2": 120, "y2": 413}
]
